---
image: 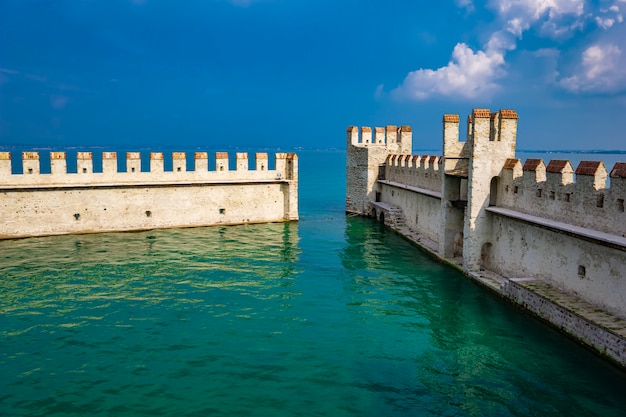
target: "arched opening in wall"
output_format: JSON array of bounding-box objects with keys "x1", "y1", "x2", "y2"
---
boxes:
[
  {"x1": 489, "y1": 177, "x2": 500, "y2": 206},
  {"x1": 481, "y1": 242, "x2": 493, "y2": 269},
  {"x1": 378, "y1": 211, "x2": 385, "y2": 225}
]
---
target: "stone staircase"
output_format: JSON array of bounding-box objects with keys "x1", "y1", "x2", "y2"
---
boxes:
[
  {"x1": 370, "y1": 201, "x2": 406, "y2": 229},
  {"x1": 386, "y1": 205, "x2": 406, "y2": 229}
]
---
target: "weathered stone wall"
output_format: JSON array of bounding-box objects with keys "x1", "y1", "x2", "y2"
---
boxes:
[
  {"x1": 462, "y1": 109, "x2": 518, "y2": 271},
  {"x1": 346, "y1": 125, "x2": 412, "y2": 215},
  {"x1": 498, "y1": 158, "x2": 626, "y2": 237},
  {"x1": 487, "y1": 213, "x2": 626, "y2": 319},
  {"x1": 345, "y1": 108, "x2": 626, "y2": 366},
  {"x1": 0, "y1": 151, "x2": 298, "y2": 239},
  {"x1": 502, "y1": 279, "x2": 626, "y2": 367},
  {"x1": 384, "y1": 154, "x2": 442, "y2": 193},
  {"x1": 379, "y1": 184, "x2": 441, "y2": 244}
]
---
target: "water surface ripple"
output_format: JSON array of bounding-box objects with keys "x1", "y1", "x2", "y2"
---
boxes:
[{"x1": 1, "y1": 216, "x2": 626, "y2": 416}]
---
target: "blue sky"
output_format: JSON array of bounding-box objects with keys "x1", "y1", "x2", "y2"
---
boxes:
[{"x1": 1, "y1": 0, "x2": 625, "y2": 150}]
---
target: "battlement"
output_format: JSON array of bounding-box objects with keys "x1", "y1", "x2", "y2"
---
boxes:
[
  {"x1": 0, "y1": 151, "x2": 298, "y2": 187},
  {"x1": 499, "y1": 158, "x2": 625, "y2": 235},
  {"x1": 346, "y1": 109, "x2": 626, "y2": 367},
  {"x1": 346, "y1": 124, "x2": 413, "y2": 214},
  {"x1": 384, "y1": 153, "x2": 442, "y2": 193},
  {"x1": 443, "y1": 109, "x2": 518, "y2": 160},
  {"x1": 346, "y1": 125, "x2": 412, "y2": 154},
  {"x1": 0, "y1": 150, "x2": 299, "y2": 239}
]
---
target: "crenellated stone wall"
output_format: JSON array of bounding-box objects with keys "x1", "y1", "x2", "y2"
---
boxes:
[
  {"x1": 498, "y1": 158, "x2": 625, "y2": 236},
  {"x1": 346, "y1": 108, "x2": 626, "y2": 367},
  {"x1": 384, "y1": 154, "x2": 442, "y2": 193},
  {"x1": 0, "y1": 151, "x2": 298, "y2": 239},
  {"x1": 345, "y1": 125, "x2": 412, "y2": 215}
]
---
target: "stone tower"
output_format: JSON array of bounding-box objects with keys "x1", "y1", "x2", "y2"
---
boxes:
[
  {"x1": 439, "y1": 109, "x2": 519, "y2": 270},
  {"x1": 463, "y1": 109, "x2": 518, "y2": 271},
  {"x1": 346, "y1": 125, "x2": 412, "y2": 215}
]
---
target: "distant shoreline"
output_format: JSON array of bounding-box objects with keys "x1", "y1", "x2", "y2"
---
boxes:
[{"x1": 1, "y1": 145, "x2": 625, "y2": 154}]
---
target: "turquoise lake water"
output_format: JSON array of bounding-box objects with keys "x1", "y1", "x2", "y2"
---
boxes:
[{"x1": 2, "y1": 150, "x2": 626, "y2": 416}]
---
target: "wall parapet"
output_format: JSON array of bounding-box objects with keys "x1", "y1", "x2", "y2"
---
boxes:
[
  {"x1": 498, "y1": 158, "x2": 626, "y2": 236},
  {"x1": 1, "y1": 150, "x2": 299, "y2": 239},
  {"x1": 346, "y1": 124, "x2": 413, "y2": 215},
  {"x1": 345, "y1": 109, "x2": 626, "y2": 368},
  {"x1": 346, "y1": 125, "x2": 412, "y2": 154},
  {"x1": 0, "y1": 151, "x2": 298, "y2": 187},
  {"x1": 384, "y1": 153, "x2": 442, "y2": 193}
]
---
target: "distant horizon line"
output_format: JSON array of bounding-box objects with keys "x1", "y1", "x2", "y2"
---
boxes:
[{"x1": 0, "y1": 144, "x2": 625, "y2": 154}]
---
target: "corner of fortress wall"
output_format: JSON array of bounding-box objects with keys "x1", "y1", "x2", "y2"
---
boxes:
[
  {"x1": 346, "y1": 109, "x2": 626, "y2": 366},
  {"x1": 345, "y1": 125, "x2": 412, "y2": 215},
  {"x1": 0, "y1": 151, "x2": 298, "y2": 238}
]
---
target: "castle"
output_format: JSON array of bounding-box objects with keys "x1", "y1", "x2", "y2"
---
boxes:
[
  {"x1": 346, "y1": 109, "x2": 626, "y2": 367},
  {"x1": 0, "y1": 151, "x2": 298, "y2": 239}
]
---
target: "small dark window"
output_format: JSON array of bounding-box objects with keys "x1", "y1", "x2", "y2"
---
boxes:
[
  {"x1": 28, "y1": 168, "x2": 33, "y2": 174},
  {"x1": 145, "y1": 210, "x2": 152, "y2": 217},
  {"x1": 549, "y1": 191, "x2": 555, "y2": 200},
  {"x1": 565, "y1": 193, "x2": 571, "y2": 202},
  {"x1": 82, "y1": 168, "x2": 87, "y2": 173},
  {"x1": 131, "y1": 167, "x2": 135, "y2": 173},
  {"x1": 618, "y1": 198, "x2": 625, "y2": 213},
  {"x1": 536, "y1": 189, "x2": 542, "y2": 198},
  {"x1": 597, "y1": 194, "x2": 604, "y2": 208},
  {"x1": 219, "y1": 208, "x2": 226, "y2": 214},
  {"x1": 513, "y1": 186, "x2": 518, "y2": 194},
  {"x1": 74, "y1": 213, "x2": 80, "y2": 220},
  {"x1": 578, "y1": 265, "x2": 586, "y2": 278},
  {"x1": 375, "y1": 192, "x2": 381, "y2": 202}
]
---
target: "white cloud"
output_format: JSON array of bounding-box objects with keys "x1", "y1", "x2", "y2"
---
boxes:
[
  {"x1": 595, "y1": 2, "x2": 624, "y2": 29},
  {"x1": 595, "y1": 16, "x2": 616, "y2": 28},
  {"x1": 560, "y1": 43, "x2": 626, "y2": 93},
  {"x1": 392, "y1": 0, "x2": 626, "y2": 100},
  {"x1": 392, "y1": 43, "x2": 505, "y2": 100}
]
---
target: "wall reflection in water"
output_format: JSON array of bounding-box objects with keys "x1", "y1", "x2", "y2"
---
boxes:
[{"x1": 0, "y1": 222, "x2": 301, "y2": 318}]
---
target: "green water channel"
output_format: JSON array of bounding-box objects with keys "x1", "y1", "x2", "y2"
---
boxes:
[{"x1": 1, "y1": 215, "x2": 625, "y2": 416}]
